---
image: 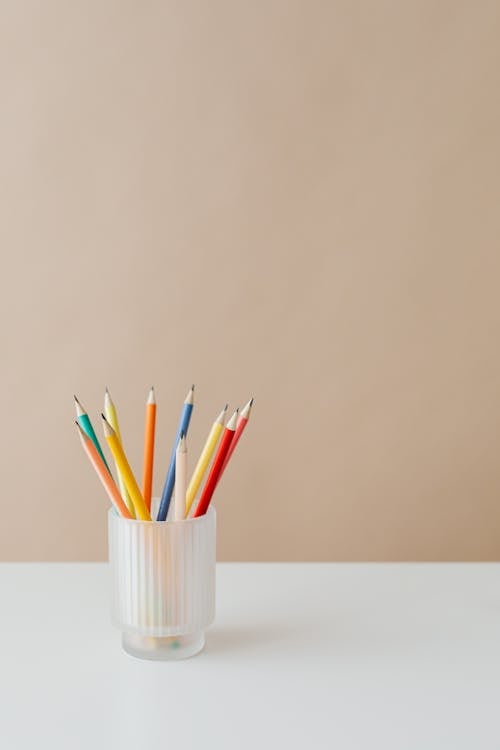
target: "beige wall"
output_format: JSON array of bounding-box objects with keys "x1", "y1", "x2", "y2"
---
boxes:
[{"x1": 1, "y1": 1, "x2": 500, "y2": 561}]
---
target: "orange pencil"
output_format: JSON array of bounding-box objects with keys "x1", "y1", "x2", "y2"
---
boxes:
[
  {"x1": 75, "y1": 422, "x2": 133, "y2": 519},
  {"x1": 142, "y1": 386, "x2": 156, "y2": 513}
]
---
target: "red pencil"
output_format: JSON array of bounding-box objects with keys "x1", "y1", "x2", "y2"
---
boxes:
[
  {"x1": 192, "y1": 408, "x2": 239, "y2": 517},
  {"x1": 219, "y1": 397, "x2": 253, "y2": 477}
]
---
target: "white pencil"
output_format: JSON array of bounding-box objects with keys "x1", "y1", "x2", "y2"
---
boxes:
[{"x1": 174, "y1": 434, "x2": 188, "y2": 521}]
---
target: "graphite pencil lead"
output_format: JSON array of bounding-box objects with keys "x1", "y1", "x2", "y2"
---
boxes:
[
  {"x1": 74, "y1": 395, "x2": 86, "y2": 417},
  {"x1": 101, "y1": 413, "x2": 115, "y2": 437},
  {"x1": 104, "y1": 390, "x2": 113, "y2": 411},
  {"x1": 240, "y1": 398, "x2": 254, "y2": 420},
  {"x1": 215, "y1": 405, "x2": 228, "y2": 424}
]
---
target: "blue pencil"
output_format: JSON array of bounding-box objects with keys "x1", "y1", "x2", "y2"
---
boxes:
[{"x1": 156, "y1": 385, "x2": 195, "y2": 521}]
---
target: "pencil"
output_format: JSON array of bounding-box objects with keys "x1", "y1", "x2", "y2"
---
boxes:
[
  {"x1": 157, "y1": 385, "x2": 195, "y2": 521},
  {"x1": 192, "y1": 408, "x2": 238, "y2": 518},
  {"x1": 74, "y1": 396, "x2": 110, "y2": 472},
  {"x1": 102, "y1": 415, "x2": 151, "y2": 521},
  {"x1": 219, "y1": 397, "x2": 253, "y2": 477},
  {"x1": 174, "y1": 434, "x2": 187, "y2": 521},
  {"x1": 185, "y1": 404, "x2": 227, "y2": 517},
  {"x1": 142, "y1": 386, "x2": 156, "y2": 513},
  {"x1": 104, "y1": 388, "x2": 136, "y2": 519},
  {"x1": 75, "y1": 422, "x2": 133, "y2": 519}
]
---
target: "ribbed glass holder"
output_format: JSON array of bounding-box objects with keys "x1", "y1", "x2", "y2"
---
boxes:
[{"x1": 108, "y1": 507, "x2": 216, "y2": 660}]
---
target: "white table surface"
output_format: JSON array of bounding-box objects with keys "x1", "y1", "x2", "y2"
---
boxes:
[{"x1": 1, "y1": 563, "x2": 499, "y2": 749}]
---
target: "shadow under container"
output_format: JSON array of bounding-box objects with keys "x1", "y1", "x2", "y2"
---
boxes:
[{"x1": 108, "y1": 507, "x2": 216, "y2": 660}]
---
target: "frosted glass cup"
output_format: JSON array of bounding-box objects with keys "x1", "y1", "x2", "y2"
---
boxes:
[{"x1": 108, "y1": 504, "x2": 216, "y2": 660}]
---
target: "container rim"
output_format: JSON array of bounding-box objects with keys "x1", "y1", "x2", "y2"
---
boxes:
[{"x1": 108, "y1": 505, "x2": 215, "y2": 526}]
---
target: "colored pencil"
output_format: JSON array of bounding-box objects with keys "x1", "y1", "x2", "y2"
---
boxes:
[
  {"x1": 174, "y1": 434, "x2": 187, "y2": 521},
  {"x1": 157, "y1": 385, "x2": 195, "y2": 521},
  {"x1": 185, "y1": 404, "x2": 227, "y2": 517},
  {"x1": 142, "y1": 386, "x2": 156, "y2": 513},
  {"x1": 219, "y1": 397, "x2": 253, "y2": 476},
  {"x1": 74, "y1": 396, "x2": 110, "y2": 472},
  {"x1": 102, "y1": 415, "x2": 151, "y2": 521},
  {"x1": 192, "y1": 408, "x2": 238, "y2": 518},
  {"x1": 104, "y1": 388, "x2": 136, "y2": 519},
  {"x1": 75, "y1": 422, "x2": 133, "y2": 519}
]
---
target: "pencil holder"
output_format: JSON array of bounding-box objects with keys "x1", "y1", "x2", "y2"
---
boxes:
[{"x1": 108, "y1": 505, "x2": 216, "y2": 660}]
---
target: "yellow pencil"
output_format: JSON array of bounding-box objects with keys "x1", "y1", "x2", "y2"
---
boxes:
[
  {"x1": 185, "y1": 404, "x2": 227, "y2": 517},
  {"x1": 102, "y1": 414, "x2": 151, "y2": 521},
  {"x1": 104, "y1": 388, "x2": 136, "y2": 519}
]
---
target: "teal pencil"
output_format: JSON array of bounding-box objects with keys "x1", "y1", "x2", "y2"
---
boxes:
[{"x1": 74, "y1": 396, "x2": 111, "y2": 473}]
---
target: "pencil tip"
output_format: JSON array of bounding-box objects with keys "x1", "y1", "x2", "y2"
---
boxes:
[
  {"x1": 74, "y1": 395, "x2": 85, "y2": 416},
  {"x1": 101, "y1": 413, "x2": 114, "y2": 436},
  {"x1": 105, "y1": 386, "x2": 109, "y2": 394},
  {"x1": 191, "y1": 384, "x2": 195, "y2": 391},
  {"x1": 224, "y1": 403, "x2": 228, "y2": 411}
]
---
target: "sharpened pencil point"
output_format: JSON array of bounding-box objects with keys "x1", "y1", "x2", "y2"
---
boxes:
[
  {"x1": 101, "y1": 413, "x2": 115, "y2": 437},
  {"x1": 215, "y1": 404, "x2": 228, "y2": 424},
  {"x1": 75, "y1": 421, "x2": 86, "y2": 442},
  {"x1": 74, "y1": 395, "x2": 85, "y2": 417},
  {"x1": 240, "y1": 397, "x2": 254, "y2": 420},
  {"x1": 104, "y1": 389, "x2": 113, "y2": 410}
]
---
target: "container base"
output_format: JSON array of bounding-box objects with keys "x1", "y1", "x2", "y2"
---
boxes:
[{"x1": 122, "y1": 631, "x2": 205, "y2": 661}]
